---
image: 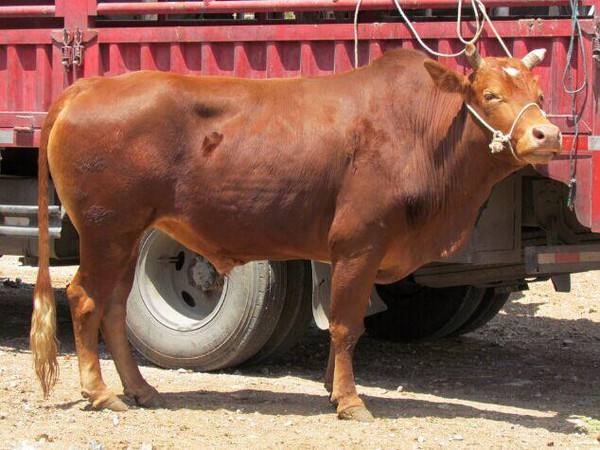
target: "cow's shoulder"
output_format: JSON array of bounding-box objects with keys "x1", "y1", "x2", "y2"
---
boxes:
[{"x1": 372, "y1": 48, "x2": 429, "y2": 69}]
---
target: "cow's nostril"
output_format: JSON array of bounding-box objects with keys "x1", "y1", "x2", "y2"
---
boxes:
[{"x1": 532, "y1": 127, "x2": 545, "y2": 141}]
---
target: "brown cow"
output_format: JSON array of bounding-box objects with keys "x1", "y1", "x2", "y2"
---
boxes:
[{"x1": 31, "y1": 44, "x2": 560, "y2": 421}]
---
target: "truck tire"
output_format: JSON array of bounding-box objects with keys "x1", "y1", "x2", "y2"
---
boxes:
[
  {"x1": 126, "y1": 229, "x2": 286, "y2": 370},
  {"x1": 364, "y1": 278, "x2": 485, "y2": 342},
  {"x1": 450, "y1": 289, "x2": 510, "y2": 336},
  {"x1": 246, "y1": 260, "x2": 313, "y2": 365}
]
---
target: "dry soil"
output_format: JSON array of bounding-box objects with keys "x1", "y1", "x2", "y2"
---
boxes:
[{"x1": 0, "y1": 255, "x2": 599, "y2": 449}]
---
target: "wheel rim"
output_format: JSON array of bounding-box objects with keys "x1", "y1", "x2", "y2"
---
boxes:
[{"x1": 135, "y1": 230, "x2": 228, "y2": 332}]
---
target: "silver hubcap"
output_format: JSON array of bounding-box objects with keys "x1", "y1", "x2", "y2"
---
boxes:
[{"x1": 136, "y1": 230, "x2": 227, "y2": 331}]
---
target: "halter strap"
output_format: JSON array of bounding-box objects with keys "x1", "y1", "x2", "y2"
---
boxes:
[{"x1": 465, "y1": 102, "x2": 547, "y2": 163}]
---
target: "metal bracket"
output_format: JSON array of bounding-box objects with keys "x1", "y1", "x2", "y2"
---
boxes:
[
  {"x1": 13, "y1": 115, "x2": 34, "y2": 133},
  {"x1": 51, "y1": 28, "x2": 97, "y2": 70},
  {"x1": 58, "y1": 28, "x2": 73, "y2": 69},
  {"x1": 72, "y1": 29, "x2": 84, "y2": 67},
  {"x1": 551, "y1": 273, "x2": 571, "y2": 293}
]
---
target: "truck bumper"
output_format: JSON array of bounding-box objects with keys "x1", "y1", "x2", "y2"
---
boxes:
[{"x1": 525, "y1": 245, "x2": 600, "y2": 275}]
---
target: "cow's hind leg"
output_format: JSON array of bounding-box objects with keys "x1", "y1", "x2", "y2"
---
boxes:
[
  {"x1": 100, "y1": 260, "x2": 164, "y2": 408},
  {"x1": 328, "y1": 252, "x2": 381, "y2": 422},
  {"x1": 67, "y1": 268, "x2": 127, "y2": 411},
  {"x1": 67, "y1": 235, "x2": 139, "y2": 411}
]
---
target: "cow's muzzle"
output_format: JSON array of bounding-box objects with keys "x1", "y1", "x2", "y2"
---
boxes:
[{"x1": 519, "y1": 123, "x2": 562, "y2": 162}]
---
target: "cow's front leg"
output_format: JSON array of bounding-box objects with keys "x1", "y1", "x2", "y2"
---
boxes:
[
  {"x1": 328, "y1": 252, "x2": 381, "y2": 422},
  {"x1": 323, "y1": 344, "x2": 335, "y2": 394}
]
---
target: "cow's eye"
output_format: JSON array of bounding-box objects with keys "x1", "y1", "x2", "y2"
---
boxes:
[
  {"x1": 537, "y1": 94, "x2": 545, "y2": 105},
  {"x1": 483, "y1": 91, "x2": 500, "y2": 102}
]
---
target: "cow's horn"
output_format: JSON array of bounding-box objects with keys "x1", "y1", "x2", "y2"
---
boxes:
[
  {"x1": 465, "y1": 44, "x2": 482, "y2": 70},
  {"x1": 522, "y1": 48, "x2": 546, "y2": 69}
]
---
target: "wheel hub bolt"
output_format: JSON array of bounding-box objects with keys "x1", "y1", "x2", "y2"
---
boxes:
[{"x1": 188, "y1": 255, "x2": 223, "y2": 292}]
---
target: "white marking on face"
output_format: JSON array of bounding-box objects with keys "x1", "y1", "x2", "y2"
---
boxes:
[{"x1": 503, "y1": 67, "x2": 520, "y2": 77}]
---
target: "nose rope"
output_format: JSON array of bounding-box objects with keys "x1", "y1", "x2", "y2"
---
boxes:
[{"x1": 465, "y1": 102, "x2": 547, "y2": 163}]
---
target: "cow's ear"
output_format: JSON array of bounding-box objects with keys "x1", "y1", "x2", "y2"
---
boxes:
[{"x1": 424, "y1": 60, "x2": 467, "y2": 94}]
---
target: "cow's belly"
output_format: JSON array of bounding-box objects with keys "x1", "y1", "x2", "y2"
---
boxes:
[
  {"x1": 376, "y1": 195, "x2": 488, "y2": 284},
  {"x1": 152, "y1": 154, "x2": 338, "y2": 269}
]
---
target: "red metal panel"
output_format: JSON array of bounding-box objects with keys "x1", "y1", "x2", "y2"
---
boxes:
[
  {"x1": 169, "y1": 43, "x2": 187, "y2": 75},
  {"x1": 356, "y1": 39, "x2": 370, "y2": 67},
  {"x1": 1, "y1": 0, "x2": 598, "y2": 231},
  {"x1": 50, "y1": 41, "x2": 64, "y2": 101},
  {"x1": 102, "y1": 43, "x2": 140, "y2": 75},
  {"x1": 35, "y1": 45, "x2": 51, "y2": 111},
  {"x1": 84, "y1": 21, "x2": 592, "y2": 45},
  {"x1": 20, "y1": 46, "x2": 36, "y2": 112},
  {"x1": 334, "y1": 41, "x2": 353, "y2": 73},
  {"x1": 437, "y1": 39, "x2": 462, "y2": 72},
  {"x1": 549, "y1": 37, "x2": 568, "y2": 119},
  {"x1": 0, "y1": 112, "x2": 46, "y2": 128},
  {"x1": 0, "y1": 5, "x2": 55, "y2": 18},
  {"x1": 83, "y1": 37, "x2": 101, "y2": 78},
  {"x1": 181, "y1": 43, "x2": 202, "y2": 75},
  {"x1": 0, "y1": 45, "x2": 7, "y2": 111},
  {"x1": 0, "y1": 18, "x2": 593, "y2": 122},
  {"x1": 368, "y1": 40, "x2": 384, "y2": 63},
  {"x1": 0, "y1": 30, "x2": 55, "y2": 45},
  {"x1": 7, "y1": 46, "x2": 20, "y2": 111},
  {"x1": 95, "y1": 0, "x2": 590, "y2": 15},
  {"x1": 301, "y1": 41, "x2": 334, "y2": 76},
  {"x1": 141, "y1": 43, "x2": 171, "y2": 71},
  {"x1": 234, "y1": 42, "x2": 267, "y2": 78},
  {"x1": 202, "y1": 42, "x2": 234, "y2": 76},
  {"x1": 59, "y1": 0, "x2": 90, "y2": 29},
  {"x1": 266, "y1": 42, "x2": 300, "y2": 78}
]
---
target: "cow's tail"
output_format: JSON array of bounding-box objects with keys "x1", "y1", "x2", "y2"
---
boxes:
[{"x1": 31, "y1": 113, "x2": 59, "y2": 398}]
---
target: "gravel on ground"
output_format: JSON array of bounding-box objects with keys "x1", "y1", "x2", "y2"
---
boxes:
[{"x1": 1, "y1": 255, "x2": 599, "y2": 449}]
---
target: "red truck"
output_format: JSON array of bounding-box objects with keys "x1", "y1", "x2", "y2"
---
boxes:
[{"x1": 1, "y1": 0, "x2": 599, "y2": 369}]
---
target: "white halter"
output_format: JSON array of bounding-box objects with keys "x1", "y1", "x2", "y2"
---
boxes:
[{"x1": 465, "y1": 102, "x2": 547, "y2": 162}]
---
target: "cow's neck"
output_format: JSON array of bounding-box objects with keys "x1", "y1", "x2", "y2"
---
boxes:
[{"x1": 405, "y1": 87, "x2": 521, "y2": 230}]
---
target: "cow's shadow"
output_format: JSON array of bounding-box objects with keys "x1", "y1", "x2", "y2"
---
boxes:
[
  {"x1": 2, "y1": 283, "x2": 599, "y2": 435},
  {"x1": 148, "y1": 388, "x2": 579, "y2": 433}
]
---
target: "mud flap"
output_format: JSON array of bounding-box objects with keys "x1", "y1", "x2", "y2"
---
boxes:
[{"x1": 311, "y1": 261, "x2": 388, "y2": 330}]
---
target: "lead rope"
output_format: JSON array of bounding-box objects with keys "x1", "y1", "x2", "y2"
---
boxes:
[
  {"x1": 563, "y1": 0, "x2": 588, "y2": 210},
  {"x1": 466, "y1": 102, "x2": 548, "y2": 163},
  {"x1": 353, "y1": 0, "x2": 522, "y2": 159},
  {"x1": 353, "y1": 0, "x2": 511, "y2": 69}
]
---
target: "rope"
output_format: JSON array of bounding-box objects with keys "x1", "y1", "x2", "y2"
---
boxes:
[
  {"x1": 352, "y1": 1, "x2": 586, "y2": 173},
  {"x1": 353, "y1": 0, "x2": 511, "y2": 69},
  {"x1": 563, "y1": 0, "x2": 588, "y2": 210},
  {"x1": 466, "y1": 102, "x2": 547, "y2": 163},
  {"x1": 352, "y1": 0, "x2": 542, "y2": 161}
]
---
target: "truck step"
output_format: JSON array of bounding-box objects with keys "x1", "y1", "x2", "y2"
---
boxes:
[
  {"x1": 0, "y1": 205, "x2": 62, "y2": 238},
  {"x1": 0, "y1": 225, "x2": 61, "y2": 238},
  {"x1": 0, "y1": 205, "x2": 60, "y2": 216}
]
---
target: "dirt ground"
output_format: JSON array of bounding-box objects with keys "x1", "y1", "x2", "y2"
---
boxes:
[{"x1": 1, "y1": 255, "x2": 600, "y2": 449}]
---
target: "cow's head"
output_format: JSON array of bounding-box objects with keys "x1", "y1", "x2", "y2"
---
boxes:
[{"x1": 423, "y1": 44, "x2": 561, "y2": 165}]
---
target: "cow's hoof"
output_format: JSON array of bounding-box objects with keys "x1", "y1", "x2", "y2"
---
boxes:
[
  {"x1": 130, "y1": 388, "x2": 166, "y2": 409},
  {"x1": 93, "y1": 395, "x2": 129, "y2": 412},
  {"x1": 83, "y1": 388, "x2": 129, "y2": 412},
  {"x1": 337, "y1": 405, "x2": 374, "y2": 422}
]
